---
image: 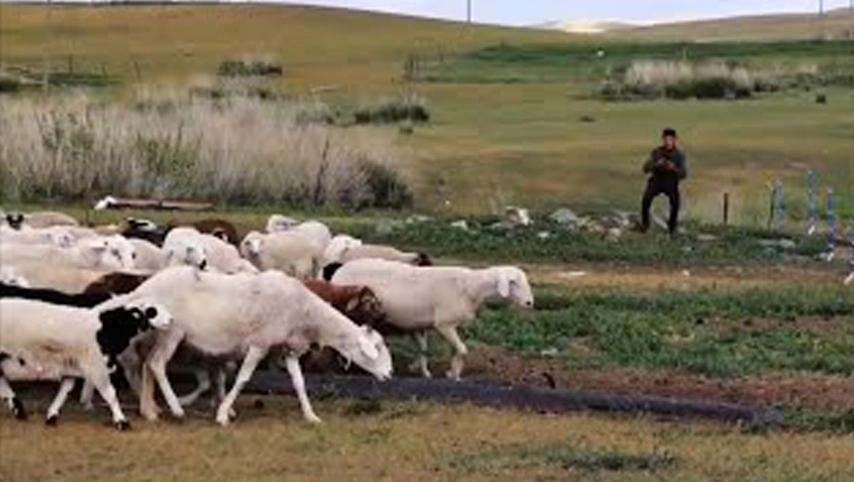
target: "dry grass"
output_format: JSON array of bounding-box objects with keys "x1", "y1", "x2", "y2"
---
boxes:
[
  {"x1": 0, "y1": 92, "x2": 408, "y2": 208},
  {"x1": 1, "y1": 397, "x2": 853, "y2": 482}
]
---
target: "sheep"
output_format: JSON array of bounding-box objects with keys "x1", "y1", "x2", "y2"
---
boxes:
[
  {"x1": 122, "y1": 218, "x2": 172, "y2": 247},
  {"x1": 329, "y1": 259, "x2": 534, "y2": 380},
  {"x1": 0, "y1": 297, "x2": 171, "y2": 428},
  {"x1": 17, "y1": 211, "x2": 80, "y2": 229},
  {"x1": 163, "y1": 227, "x2": 255, "y2": 273},
  {"x1": 1, "y1": 282, "x2": 110, "y2": 308},
  {"x1": 84, "y1": 272, "x2": 149, "y2": 297},
  {"x1": 1, "y1": 235, "x2": 137, "y2": 272},
  {"x1": 128, "y1": 238, "x2": 167, "y2": 271},
  {"x1": 336, "y1": 244, "x2": 432, "y2": 267},
  {"x1": 100, "y1": 266, "x2": 392, "y2": 425},
  {"x1": 193, "y1": 218, "x2": 240, "y2": 247},
  {"x1": 0, "y1": 225, "x2": 76, "y2": 248},
  {"x1": 322, "y1": 234, "x2": 363, "y2": 266},
  {"x1": 239, "y1": 230, "x2": 320, "y2": 280},
  {"x1": 265, "y1": 214, "x2": 299, "y2": 233},
  {"x1": 0, "y1": 267, "x2": 29, "y2": 288}
]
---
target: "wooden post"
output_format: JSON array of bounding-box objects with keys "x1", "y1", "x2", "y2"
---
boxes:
[
  {"x1": 133, "y1": 61, "x2": 142, "y2": 83},
  {"x1": 807, "y1": 170, "x2": 817, "y2": 235},
  {"x1": 723, "y1": 192, "x2": 730, "y2": 226},
  {"x1": 827, "y1": 188, "x2": 836, "y2": 261}
]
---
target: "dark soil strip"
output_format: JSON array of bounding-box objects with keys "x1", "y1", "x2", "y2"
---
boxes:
[{"x1": 245, "y1": 372, "x2": 784, "y2": 426}]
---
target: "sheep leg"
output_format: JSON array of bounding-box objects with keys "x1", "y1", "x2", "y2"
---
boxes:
[
  {"x1": 213, "y1": 366, "x2": 236, "y2": 419},
  {"x1": 86, "y1": 366, "x2": 130, "y2": 430},
  {"x1": 144, "y1": 332, "x2": 185, "y2": 420},
  {"x1": 139, "y1": 361, "x2": 159, "y2": 420},
  {"x1": 178, "y1": 369, "x2": 211, "y2": 408},
  {"x1": 412, "y1": 332, "x2": 432, "y2": 378},
  {"x1": 436, "y1": 326, "x2": 468, "y2": 382},
  {"x1": 0, "y1": 377, "x2": 26, "y2": 420},
  {"x1": 117, "y1": 344, "x2": 143, "y2": 395},
  {"x1": 285, "y1": 355, "x2": 321, "y2": 424},
  {"x1": 216, "y1": 346, "x2": 267, "y2": 426},
  {"x1": 46, "y1": 378, "x2": 76, "y2": 426},
  {"x1": 79, "y1": 379, "x2": 95, "y2": 410}
]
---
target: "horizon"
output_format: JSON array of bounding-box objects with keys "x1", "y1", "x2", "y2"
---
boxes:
[{"x1": 1, "y1": 0, "x2": 853, "y2": 26}]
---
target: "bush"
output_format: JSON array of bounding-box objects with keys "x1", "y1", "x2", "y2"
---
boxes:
[
  {"x1": 0, "y1": 93, "x2": 410, "y2": 210},
  {"x1": 217, "y1": 58, "x2": 283, "y2": 78},
  {"x1": 354, "y1": 95, "x2": 430, "y2": 125}
]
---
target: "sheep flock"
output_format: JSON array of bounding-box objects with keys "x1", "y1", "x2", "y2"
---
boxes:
[{"x1": 0, "y1": 209, "x2": 534, "y2": 429}]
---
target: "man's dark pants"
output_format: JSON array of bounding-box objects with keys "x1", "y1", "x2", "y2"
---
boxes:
[{"x1": 641, "y1": 177, "x2": 680, "y2": 235}]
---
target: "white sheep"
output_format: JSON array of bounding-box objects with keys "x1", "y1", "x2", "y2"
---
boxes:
[
  {"x1": 0, "y1": 297, "x2": 171, "y2": 428},
  {"x1": 101, "y1": 266, "x2": 392, "y2": 425},
  {"x1": 163, "y1": 227, "x2": 255, "y2": 274},
  {"x1": 19, "y1": 211, "x2": 80, "y2": 228},
  {"x1": 240, "y1": 230, "x2": 321, "y2": 280},
  {"x1": 0, "y1": 267, "x2": 29, "y2": 287},
  {"x1": 1, "y1": 235, "x2": 137, "y2": 272},
  {"x1": 322, "y1": 234, "x2": 363, "y2": 266},
  {"x1": 337, "y1": 243, "x2": 431, "y2": 266},
  {"x1": 265, "y1": 214, "x2": 299, "y2": 233},
  {"x1": 330, "y1": 259, "x2": 534, "y2": 380},
  {"x1": 128, "y1": 238, "x2": 167, "y2": 272},
  {"x1": 0, "y1": 225, "x2": 76, "y2": 248}
]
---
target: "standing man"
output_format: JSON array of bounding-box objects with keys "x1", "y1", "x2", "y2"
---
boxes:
[{"x1": 640, "y1": 128, "x2": 687, "y2": 235}]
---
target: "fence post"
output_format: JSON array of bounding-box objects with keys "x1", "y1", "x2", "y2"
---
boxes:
[
  {"x1": 768, "y1": 183, "x2": 777, "y2": 230},
  {"x1": 849, "y1": 194, "x2": 854, "y2": 272},
  {"x1": 807, "y1": 170, "x2": 817, "y2": 235},
  {"x1": 827, "y1": 188, "x2": 836, "y2": 261},
  {"x1": 723, "y1": 192, "x2": 730, "y2": 226},
  {"x1": 769, "y1": 180, "x2": 785, "y2": 231}
]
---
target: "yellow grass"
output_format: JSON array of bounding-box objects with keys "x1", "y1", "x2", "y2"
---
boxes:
[{"x1": 1, "y1": 398, "x2": 853, "y2": 482}]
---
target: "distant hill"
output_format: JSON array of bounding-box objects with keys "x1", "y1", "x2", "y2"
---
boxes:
[{"x1": 610, "y1": 8, "x2": 854, "y2": 41}]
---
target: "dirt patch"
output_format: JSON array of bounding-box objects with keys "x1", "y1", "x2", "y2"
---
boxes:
[{"x1": 465, "y1": 346, "x2": 854, "y2": 412}]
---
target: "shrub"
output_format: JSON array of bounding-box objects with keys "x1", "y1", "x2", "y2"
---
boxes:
[
  {"x1": 0, "y1": 93, "x2": 410, "y2": 210},
  {"x1": 354, "y1": 95, "x2": 430, "y2": 125},
  {"x1": 217, "y1": 58, "x2": 283, "y2": 78}
]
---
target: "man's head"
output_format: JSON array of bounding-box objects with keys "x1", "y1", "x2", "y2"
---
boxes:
[{"x1": 662, "y1": 128, "x2": 678, "y2": 149}]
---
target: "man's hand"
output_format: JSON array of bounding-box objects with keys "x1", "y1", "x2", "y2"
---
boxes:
[{"x1": 655, "y1": 158, "x2": 675, "y2": 171}]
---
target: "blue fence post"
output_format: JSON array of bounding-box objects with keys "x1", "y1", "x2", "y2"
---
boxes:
[
  {"x1": 807, "y1": 171, "x2": 817, "y2": 235},
  {"x1": 827, "y1": 188, "x2": 836, "y2": 262}
]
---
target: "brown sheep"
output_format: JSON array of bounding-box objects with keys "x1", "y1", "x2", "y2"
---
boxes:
[
  {"x1": 83, "y1": 272, "x2": 150, "y2": 296},
  {"x1": 192, "y1": 218, "x2": 240, "y2": 247}
]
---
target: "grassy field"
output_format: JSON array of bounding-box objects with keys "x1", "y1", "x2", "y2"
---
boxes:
[
  {"x1": 2, "y1": 4, "x2": 853, "y2": 219},
  {"x1": 2, "y1": 397, "x2": 854, "y2": 482}
]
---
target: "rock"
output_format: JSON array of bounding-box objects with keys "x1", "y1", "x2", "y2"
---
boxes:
[
  {"x1": 537, "y1": 231, "x2": 551, "y2": 240},
  {"x1": 579, "y1": 115, "x2": 596, "y2": 123},
  {"x1": 816, "y1": 93, "x2": 827, "y2": 104},
  {"x1": 539, "y1": 347, "x2": 560, "y2": 358},
  {"x1": 697, "y1": 233, "x2": 719, "y2": 242},
  {"x1": 450, "y1": 220, "x2": 469, "y2": 231},
  {"x1": 758, "y1": 239, "x2": 796, "y2": 250},
  {"x1": 374, "y1": 220, "x2": 402, "y2": 236},
  {"x1": 611, "y1": 210, "x2": 632, "y2": 229},
  {"x1": 406, "y1": 214, "x2": 433, "y2": 224},
  {"x1": 549, "y1": 208, "x2": 579, "y2": 227},
  {"x1": 559, "y1": 271, "x2": 588, "y2": 279},
  {"x1": 504, "y1": 206, "x2": 531, "y2": 227},
  {"x1": 605, "y1": 228, "x2": 622, "y2": 243}
]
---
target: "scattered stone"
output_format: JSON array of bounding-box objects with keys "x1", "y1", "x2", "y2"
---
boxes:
[
  {"x1": 537, "y1": 231, "x2": 551, "y2": 240},
  {"x1": 758, "y1": 239, "x2": 796, "y2": 250},
  {"x1": 539, "y1": 347, "x2": 560, "y2": 358},
  {"x1": 579, "y1": 115, "x2": 596, "y2": 123},
  {"x1": 559, "y1": 271, "x2": 588, "y2": 279},
  {"x1": 504, "y1": 206, "x2": 531, "y2": 227},
  {"x1": 549, "y1": 208, "x2": 580, "y2": 227},
  {"x1": 406, "y1": 214, "x2": 433, "y2": 224},
  {"x1": 681, "y1": 270, "x2": 691, "y2": 278},
  {"x1": 450, "y1": 220, "x2": 469, "y2": 231},
  {"x1": 697, "y1": 233, "x2": 719, "y2": 242},
  {"x1": 845, "y1": 273, "x2": 853, "y2": 286},
  {"x1": 605, "y1": 227, "x2": 622, "y2": 243}
]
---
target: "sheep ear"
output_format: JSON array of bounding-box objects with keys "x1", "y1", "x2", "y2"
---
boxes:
[
  {"x1": 358, "y1": 334, "x2": 379, "y2": 360},
  {"x1": 497, "y1": 270, "x2": 510, "y2": 297}
]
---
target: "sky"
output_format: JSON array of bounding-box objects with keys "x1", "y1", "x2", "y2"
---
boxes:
[{"x1": 280, "y1": 0, "x2": 853, "y2": 25}]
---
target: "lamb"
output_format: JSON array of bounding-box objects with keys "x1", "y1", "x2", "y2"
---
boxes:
[
  {"x1": 322, "y1": 234, "x2": 363, "y2": 266},
  {"x1": 100, "y1": 266, "x2": 392, "y2": 425},
  {"x1": 329, "y1": 259, "x2": 534, "y2": 380},
  {"x1": 240, "y1": 230, "x2": 320, "y2": 280},
  {"x1": 1, "y1": 235, "x2": 137, "y2": 272},
  {"x1": 122, "y1": 218, "x2": 172, "y2": 247},
  {"x1": 0, "y1": 297, "x2": 171, "y2": 428}
]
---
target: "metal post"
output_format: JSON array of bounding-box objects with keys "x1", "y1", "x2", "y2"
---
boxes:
[
  {"x1": 807, "y1": 171, "x2": 817, "y2": 235},
  {"x1": 827, "y1": 188, "x2": 836, "y2": 261},
  {"x1": 723, "y1": 192, "x2": 730, "y2": 226}
]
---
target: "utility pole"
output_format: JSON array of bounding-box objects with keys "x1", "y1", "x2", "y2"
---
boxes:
[
  {"x1": 819, "y1": 0, "x2": 826, "y2": 40},
  {"x1": 466, "y1": 0, "x2": 472, "y2": 23},
  {"x1": 850, "y1": 0, "x2": 854, "y2": 40},
  {"x1": 42, "y1": 0, "x2": 53, "y2": 92}
]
